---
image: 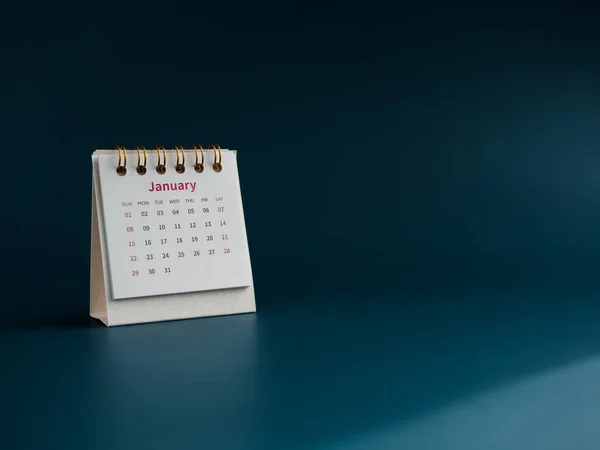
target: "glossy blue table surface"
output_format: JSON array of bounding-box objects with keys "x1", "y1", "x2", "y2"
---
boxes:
[{"x1": 3, "y1": 290, "x2": 600, "y2": 450}]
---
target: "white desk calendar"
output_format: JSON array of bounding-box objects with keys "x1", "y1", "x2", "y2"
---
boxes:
[{"x1": 90, "y1": 145, "x2": 256, "y2": 326}]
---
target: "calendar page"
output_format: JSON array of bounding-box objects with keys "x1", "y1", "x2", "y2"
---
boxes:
[{"x1": 95, "y1": 151, "x2": 253, "y2": 300}]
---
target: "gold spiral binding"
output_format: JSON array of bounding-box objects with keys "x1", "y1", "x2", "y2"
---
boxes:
[
  {"x1": 115, "y1": 145, "x2": 127, "y2": 176},
  {"x1": 135, "y1": 145, "x2": 147, "y2": 175},
  {"x1": 192, "y1": 145, "x2": 205, "y2": 173},
  {"x1": 173, "y1": 145, "x2": 185, "y2": 173},
  {"x1": 154, "y1": 145, "x2": 167, "y2": 174},
  {"x1": 211, "y1": 144, "x2": 222, "y2": 172}
]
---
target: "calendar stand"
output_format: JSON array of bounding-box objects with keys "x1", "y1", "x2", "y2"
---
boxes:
[{"x1": 90, "y1": 146, "x2": 256, "y2": 327}]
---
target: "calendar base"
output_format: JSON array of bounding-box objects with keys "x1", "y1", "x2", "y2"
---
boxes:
[{"x1": 89, "y1": 287, "x2": 257, "y2": 327}]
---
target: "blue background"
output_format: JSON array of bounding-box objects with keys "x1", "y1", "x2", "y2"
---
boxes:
[{"x1": 3, "y1": 1, "x2": 600, "y2": 449}]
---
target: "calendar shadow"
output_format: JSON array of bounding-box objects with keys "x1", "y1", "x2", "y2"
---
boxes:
[{"x1": 3, "y1": 316, "x2": 105, "y2": 332}]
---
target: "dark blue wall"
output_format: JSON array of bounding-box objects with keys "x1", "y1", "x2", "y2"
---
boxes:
[{"x1": 2, "y1": 1, "x2": 600, "y2": 325}]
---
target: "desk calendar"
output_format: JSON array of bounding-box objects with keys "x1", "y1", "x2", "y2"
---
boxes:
[{"x1": 90, "y1": 145, "x2": 256, "y2": 326}]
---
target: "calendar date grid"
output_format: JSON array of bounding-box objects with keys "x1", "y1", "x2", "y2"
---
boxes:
[{"x1": 122, "y1": 195, "x2": 232, "y2": 278}]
